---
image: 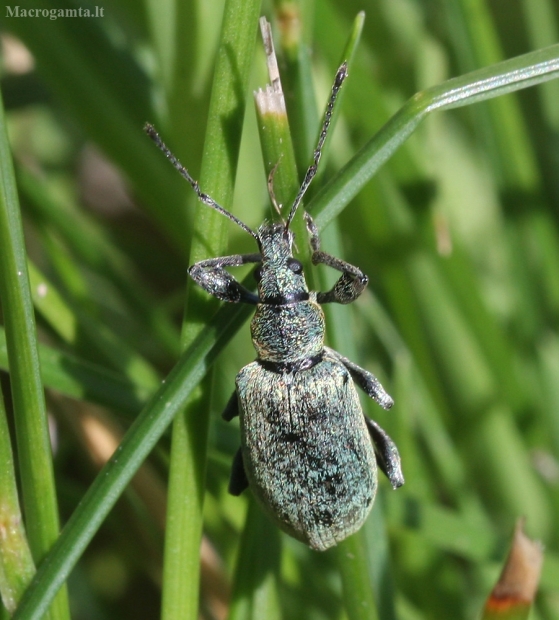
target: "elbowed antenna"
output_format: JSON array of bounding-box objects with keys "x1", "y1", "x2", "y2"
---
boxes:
[
  {"x1": 144, "y1": 123, "x2": 259, "y2": 243},
  {"x1": 285, "y1": 62, "x2": 349, "y2": 231}
]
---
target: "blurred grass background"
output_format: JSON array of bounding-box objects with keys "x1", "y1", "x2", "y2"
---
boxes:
[{"x1": 1, "y1": 0, "x2": 559, "y2": 618}]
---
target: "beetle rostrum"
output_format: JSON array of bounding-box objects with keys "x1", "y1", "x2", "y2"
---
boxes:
[{"x1": 145, "y1": 61, "x2": 404, "y2": 551}]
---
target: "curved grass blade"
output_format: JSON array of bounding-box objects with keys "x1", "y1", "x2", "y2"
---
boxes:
[
  {"x1": 309, "y1": 43, "x2": 559, "y2": 230},
  {"x1": 12, "y1": 300, "x2": 251, "y2": 620}
]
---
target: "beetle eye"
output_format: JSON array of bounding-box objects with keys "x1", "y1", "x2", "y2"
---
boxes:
[
  {"x1": 254, "y1": 265, "x2": 263, "y2": 282},
  {"x1": 287, "y1": 258, "x2": 303, "y2": 274}
]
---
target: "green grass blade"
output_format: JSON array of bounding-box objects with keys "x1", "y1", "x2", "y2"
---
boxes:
[
  {"x1": 336, "y1": 536, "x2": 380, "y2": 620},
  {"x1": 0, "y1": 0, "x2": 189, "y2": 252},
  {"x1": 0, "y1": 326, "x2": 150, "y2": 415},
  {"x1": 222, "y1": 18, "x2": 297, "y2": 617},
  {"x1": 309, "y1": 43, "x2": 559, "y2": 230},
  {"x1": 442, "y1": 0, "x2": 539, "y2": 189},
  {"x1": 272, "y1": 0, "x2": 318, "y2": 174},
  {"x1": 228, "y1": 498, "x2": 282, "y2": 620},
  {"x1": 522, "y1": 0, "x2": 559, "y2": 132},
  {"x1": 17, "y1": 166, "x2": 180, "y2": 358},
  {"x1": 11, "y1": 301, "x2": 251, "y2": 620},
  {"x1": 0, "y1": 383, "x2": 35, "y2": 614},
  {"x1": 0, "y1": 89, "x2": 70, "y2": 620},
  {"x1": 27, "y1": 261, "x2": 161, "y2": 391},
  {"x1": 160, "y1": 3, "x2": 262, "y2": 618}
]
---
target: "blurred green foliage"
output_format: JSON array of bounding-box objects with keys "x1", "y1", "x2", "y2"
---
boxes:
[{"x1": 1, "y1": 0, "x2": 559, "y2": 619}]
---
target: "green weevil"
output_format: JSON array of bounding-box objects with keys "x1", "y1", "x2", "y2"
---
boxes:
[{"x1": 145, "y1": 62, "x2": 404, "y2": 551}]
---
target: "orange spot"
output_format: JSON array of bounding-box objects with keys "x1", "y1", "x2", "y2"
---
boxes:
[{"x1": 485, "y1": 596, "x2": 530, "y2": 612}]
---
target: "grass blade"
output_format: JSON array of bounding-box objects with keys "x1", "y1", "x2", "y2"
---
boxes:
[
  {"x1": 11, "y1": 301, "x2": 251, "y2": 620},
  {"x1": 309, "y1": 43, "x2": 559, "y2": 230},
  {"x1": 160, "y1": 1, "x2": 262, "y2": 618},
  {"x1": 0, "y1": 383, "x2": 35, "y2": 613},
  {"x1": 0, "y1": 89, "x2": 69, "y2": 620}
]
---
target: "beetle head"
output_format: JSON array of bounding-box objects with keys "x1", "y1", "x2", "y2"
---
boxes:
[{"x1": 254, "y1": 223, "x2": 309, "y2": 304}]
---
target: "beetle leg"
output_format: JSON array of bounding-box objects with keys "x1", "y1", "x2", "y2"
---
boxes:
[
  {"x1": 221, "y1": 391, "x2": 239, "y2": 421},
  {"x1": 228, "y1": 447, "x2": 249, "y2": 495},
  {"x1": 325, "y1": 347, "x2": 394, "y2": 410},
  {"x1": 304, "y1": 213, "x2": 369, "y2": 305},
  {"x1": 188, "y1": 253, "x2": 261, "y2": 304},
  {"x1": 364, "y1": 417, "x2": 404, "y2": 489},
  {"x1": 222, "y1": 394, "x2": 249, "y2": 495}
]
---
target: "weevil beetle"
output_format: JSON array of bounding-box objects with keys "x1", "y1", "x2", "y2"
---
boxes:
[{"x1": 145, "y1": 62, "x2": 404, "y2": 551}]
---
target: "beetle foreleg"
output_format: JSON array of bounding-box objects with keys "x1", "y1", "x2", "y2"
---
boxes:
[
  {"x1": 364, "y1": 417, "x2": 404, "y2": 489},
  {"x1": 188, "y1": 253, "x2": 261, "y2": 304},
  {"x1": 304, "y1": 213, "x2": 369, "y2": 305}
]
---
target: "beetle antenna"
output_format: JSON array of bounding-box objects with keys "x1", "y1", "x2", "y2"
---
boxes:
[
  {"x1": 285, "y1": 62, "x2": 348, "y2": 231},
  {"x1": 144, "y1": 123, "x2": 259, "y2": 242}
]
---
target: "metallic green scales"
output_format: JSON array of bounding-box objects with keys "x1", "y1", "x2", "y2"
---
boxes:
[
  {"x1": 237, "y1": 348, "x2": 377, "y2": 550},
  {"x1": 251, "y1": 298, "x2": 324, "y2": 363},
  {"x1": 250, "y1": 223, "x2": 325, "y2": 364},
  {"x1": 145, "y1": 61, "x2": 404, "y2": 551}
]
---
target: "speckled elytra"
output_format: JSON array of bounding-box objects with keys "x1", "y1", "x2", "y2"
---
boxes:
[{"x1": 145, "y1": 62, "x2": 404, "y2": 551}]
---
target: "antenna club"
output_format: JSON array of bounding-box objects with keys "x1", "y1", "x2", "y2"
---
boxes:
[{"x1": 336, "y1": 62, "x2": 348, "y2": 87}]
